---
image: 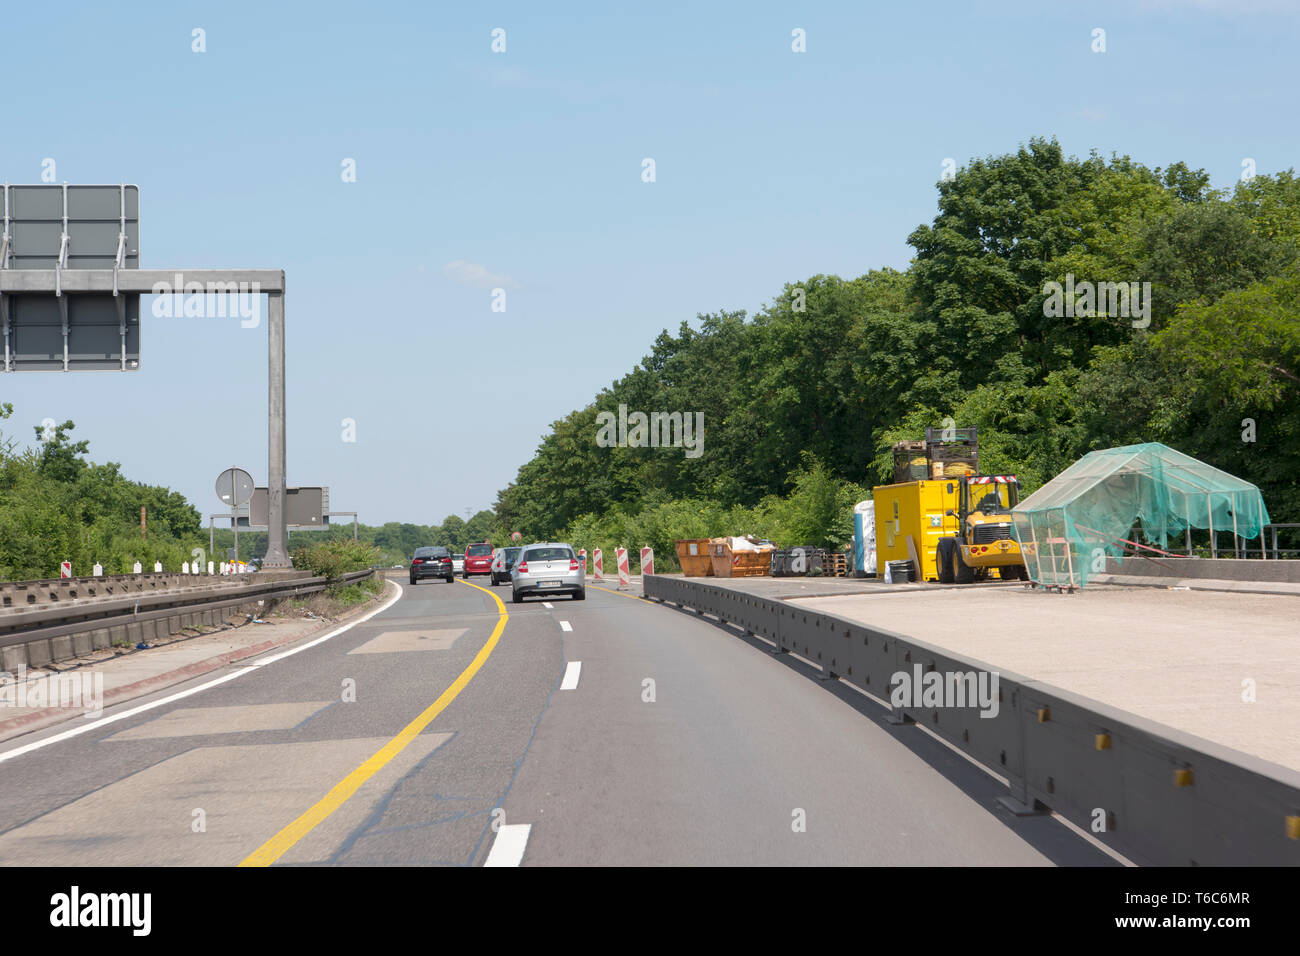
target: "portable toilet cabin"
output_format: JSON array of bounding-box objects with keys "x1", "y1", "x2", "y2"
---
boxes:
[{"x1": 852, "y1": 499, "x2": 877, "y2": 576}]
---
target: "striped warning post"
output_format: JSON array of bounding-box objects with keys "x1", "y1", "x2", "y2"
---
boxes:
[
  {"x1": 592, "y1": 548, "x2": 603, "y2": 581},
  {"x1": 616, "y1": 547, "x2": 630, "y2": 589},
  {"x1": 640, "y1": 546, "x2": 654, "y2": 576},
  {"x1": 578, "y1": 548, "x2": 587, "y2": 572}
]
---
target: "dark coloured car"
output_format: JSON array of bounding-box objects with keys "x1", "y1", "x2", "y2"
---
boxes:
[
  {"x1": 410, "y1": 546, "x2": 454, "y2": 584},
  {"x1": 490, "y1": 546, "x2": 522, "y2": 585}
]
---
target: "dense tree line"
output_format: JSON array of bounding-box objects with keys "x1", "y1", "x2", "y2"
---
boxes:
[
  {"x1": 0, "y1": 404, "x2": 503, "y2": 577},
  {"x1": 0, "y1": 408, "x2": 205, "y2": 579},
  {"x1": 491, "y1": 139, "x2": 1300, "y2": 562},
  {"x1": 207, "y1": 510, "x2": 499, "y2": 567}
]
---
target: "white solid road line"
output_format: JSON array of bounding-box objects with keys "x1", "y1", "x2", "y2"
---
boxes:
[
  {"x1": 560, "y1": 661, "x2": 582, "y2": 690},
  {"x1": 484, "y1": 824, "x2": 532, "y2": 866},
  {"x1": 559, "y1": 620, "x2": 572, "y2": 632},
  {"x1": 0, "y1": 579, "x2": 405, "y2": 765}
]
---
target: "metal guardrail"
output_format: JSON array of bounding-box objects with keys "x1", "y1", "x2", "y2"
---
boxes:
[
  {"x1": 1181, "y1": 523, "x2": 1300, "y2": 560},
  {"x1": 0, "y1": 572, "x2": 237, "y2": 609},
  {"x1": 642, "y1": 574, "x2": 1300, "y2": 866},
  {"x1": 1246, "y1": 523, "x2": 1300, "y2": 559},
  {"x1": 0, "y1": 569, "x2": 376, "y2": 648}
]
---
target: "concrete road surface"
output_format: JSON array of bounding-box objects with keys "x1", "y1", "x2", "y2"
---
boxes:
[
  {"x1": 786, "y1": 585, "x2": 1300, "y2": 772},
  {"x1": 0, "y1": 577, "x2": 1113, "y2": 866}
]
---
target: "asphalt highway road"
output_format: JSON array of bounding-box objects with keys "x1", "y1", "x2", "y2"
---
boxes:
[{"x1": 0, "y1": 577, "x2": 1114, "y2": 866}]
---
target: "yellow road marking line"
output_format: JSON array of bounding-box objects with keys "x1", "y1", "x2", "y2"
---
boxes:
[
  {"x1": 588, "y1": 582, "x2": 652, "y2": 602},
  {"x1": 239, "y1": 578, "x2": 508, "y2": 867}
]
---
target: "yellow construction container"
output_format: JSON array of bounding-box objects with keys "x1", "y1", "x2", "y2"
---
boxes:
[
  {"x1": 872, "y1": 480, "x2": 961, "y2": 582},
  {"x1": 674, "y1": 539, "x2": 714, "y2": 576},
  {"x1": 708, "y1": 538, "x2": 772, "y2": 578}
]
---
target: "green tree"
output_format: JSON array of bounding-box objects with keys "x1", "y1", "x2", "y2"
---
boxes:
[
  {"x1": 34, "y1": 421, "x2": 90, "y2": 484},
  {"x1": 491, "y1": 140, "x2": 1300, "y2": 545},
  {"x1": 1231, "y1": 169, "x2": 1300, "y2": 248},
  {"x1": 1140, "y1": 202, "x2": 1297, "y2": 326},
  {"x1": 1153, "y1": 267, "x2": 1300, "y2": 519},
  {"x1": 438, "y1": 514, "x2": 468, "y2": 551},
  {"x1": 0, "y1": 415, "x2": 208, "y2": 579}
]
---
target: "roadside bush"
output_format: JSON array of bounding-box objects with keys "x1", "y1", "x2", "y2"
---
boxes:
[
  {"x1": 328, "y1": 578, "x2": 383, "y2": 606},
  {"x1": 291, "y1": 538, "x2": 381, "y2": 579},
  {"x1": 0, "y1": 409, "x2": 207, "y2": 580}
]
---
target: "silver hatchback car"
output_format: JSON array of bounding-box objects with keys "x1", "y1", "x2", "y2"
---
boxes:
[{"x1": 511, "y1": 543, "x2": 585, "y2": 603}]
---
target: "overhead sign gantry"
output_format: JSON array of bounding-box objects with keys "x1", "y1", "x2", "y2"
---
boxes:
[{"x1": 0, "y1": 183, "x2": 294, "y2": 568}]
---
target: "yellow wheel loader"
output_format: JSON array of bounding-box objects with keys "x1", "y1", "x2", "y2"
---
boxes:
[{"x1": 935, "y1": 475, "x2": 1029, "y2": 583}]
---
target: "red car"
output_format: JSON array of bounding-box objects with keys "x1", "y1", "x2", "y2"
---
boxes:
[{"x1": 463, "y1": 541, "x2": 494, "y2": 578}]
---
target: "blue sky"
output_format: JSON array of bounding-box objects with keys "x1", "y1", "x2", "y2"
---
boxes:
[{"x1": 1, "y1": 0, "x2": 1297, "y2": 527}]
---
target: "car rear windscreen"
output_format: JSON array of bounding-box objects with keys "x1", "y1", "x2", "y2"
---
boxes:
[
  {"x1": 523, "y1": 547, "x2": 573, "y2": 562},
  {"x1": 466, "y1": 544, "x2": 492, "y2": 556},
  {"x1": 414, "y1": 547, "x2": 447, "y2": 557}
]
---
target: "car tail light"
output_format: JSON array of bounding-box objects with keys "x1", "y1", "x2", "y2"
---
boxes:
[
  {"x1": 569, "y1": 559, "x2": 580, "y2": 570},
  {"x1": 516, "y1": 561, "x2": 528, "y2": 573},
  {"x1": 413, "y1": 558, "x2": 423, "y2": 564}
]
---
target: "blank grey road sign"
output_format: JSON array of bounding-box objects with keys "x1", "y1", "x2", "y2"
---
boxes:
[
  {"x1": 216, "y1": 468, "x2": 255, "y2": 507},
  {"x1": 244, "y1": 486, "x2": 329, "y2": 529},
  {"x1": 1, "y1": 183, "x2": 141, "y2": 371},
  {"x1": 4, "y1": 185, "x2": 140, "y2": 269}
]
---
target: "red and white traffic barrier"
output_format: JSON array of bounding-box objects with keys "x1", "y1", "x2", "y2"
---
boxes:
[
  {"x1": 59, "y1": 561, "x2": 72, "y2": 579},
  {"x1": 640, "y1": 546, "x2": 654, "y2": 576},
  {"x1": 592, "y1": 548, "x2": 603, "y2": 581},
  {"x1": 578, "y1": 548, "x2": 587, "y2": 572},
  {"x1": 616, "y1": 547, "x2": 630, "y2": 589}
]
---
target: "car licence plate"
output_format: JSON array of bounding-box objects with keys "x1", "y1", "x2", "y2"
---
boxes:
[{"x1": 538, "y1": 580, "x2": 562, "y2": 588}]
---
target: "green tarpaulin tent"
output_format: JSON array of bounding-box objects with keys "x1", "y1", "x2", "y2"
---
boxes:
[{"x1": 1011, "y1": 443, "x2": 1270, "y2": 588}]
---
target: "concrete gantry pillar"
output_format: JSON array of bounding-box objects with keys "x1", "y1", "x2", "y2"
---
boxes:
[{"x1": 263, "y1": 281, "x2": 292, "y2": 568}]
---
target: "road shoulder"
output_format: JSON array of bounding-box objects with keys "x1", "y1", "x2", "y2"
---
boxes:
[{"x1": 0, "y1": 579, "x2": 398, "y2": 745}]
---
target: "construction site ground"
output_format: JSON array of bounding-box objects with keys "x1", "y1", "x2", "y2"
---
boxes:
[{"x1": 692, "y1": 574, "x2": 1298, "y2": 773}]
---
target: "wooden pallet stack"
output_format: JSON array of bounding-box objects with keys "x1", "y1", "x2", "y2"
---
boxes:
[
  {"x1": 770, "y1": 548, "x2": 850, "y2": 577},
  {"x1": 823, "y1": 552, "x2": 848, "y2": 577}
]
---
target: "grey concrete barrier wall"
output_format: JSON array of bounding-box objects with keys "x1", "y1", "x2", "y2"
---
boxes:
[
  {"x1": 1102, "y1": 555, "x2": 1300, "y2": 584},
  {"x1": 0, "y1": 600, "x2": 260, "y2": 674},
  {"x1": 0, "y1": 570, "x2": 375, "y2": 672},
  {"x1": 642, "y1": 574, "x2": 1300, "y2": 866},
  {"x1": 0, "y1": 575, "x2": 312, "y2": 637}
]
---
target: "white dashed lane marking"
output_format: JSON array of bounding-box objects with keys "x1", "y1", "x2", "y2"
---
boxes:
[
  {"x1": 560, "y1": 662, "x2": 582, "y2": 690},
  {"x1": 484, "y1": 824, "x2": 532, "y2": 866}
]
